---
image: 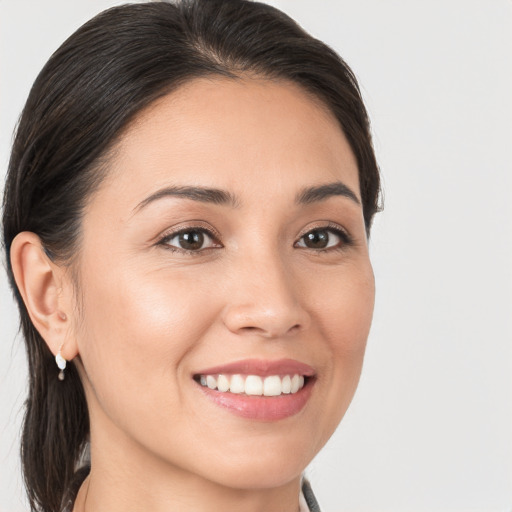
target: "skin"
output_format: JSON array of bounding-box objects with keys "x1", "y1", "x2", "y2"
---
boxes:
[{"x1": 12, "y1": 77, "x2": 375, "y2": 512}]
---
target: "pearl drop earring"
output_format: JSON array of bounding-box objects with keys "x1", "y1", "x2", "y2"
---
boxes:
[
  {"x1": 55, "y1": 312, "x2": 68, "y2": 380},
  {"x1": 56, "y1": 347, "x2": 67, "y2": 381}
]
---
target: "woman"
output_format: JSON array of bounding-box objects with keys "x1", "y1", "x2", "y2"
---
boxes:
[{"x1": 2, "y1": 1, "x2": 381, "y2": 511}]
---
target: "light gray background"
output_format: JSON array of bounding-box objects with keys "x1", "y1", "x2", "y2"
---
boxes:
[{"x1": 1, "y1": 1, "x2": 511, "y2": 511}]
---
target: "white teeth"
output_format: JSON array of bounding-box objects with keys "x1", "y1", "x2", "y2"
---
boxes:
[
  {"x1": 281, "y1": 375, "x2": 292, "y2": 394},
  {"x1": 245, "y1": 375, "x2": 263, "y2": 395},
  {"x1": 263, "y1": 375, "x2": 282, "y2": 396},
  {"x1": 217, "y1": 374, "x2": 230, "y2": 392},
  {"x1": 290, "y1": 374, "x2": 300, "y2": 393},
  {"x1": 229, "y1": 374, "x2": 245, "y2": 394},
  {"x1": 206, "y1": 375, "x2": 217, "y2": 390},
  {"x1": 198, "y1": 373, "x2": 307, "y2": 396}
]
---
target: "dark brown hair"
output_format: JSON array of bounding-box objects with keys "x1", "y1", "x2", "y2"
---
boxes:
[{"x1": 2, "y1": 1, "x2": 381, "y2": 510}]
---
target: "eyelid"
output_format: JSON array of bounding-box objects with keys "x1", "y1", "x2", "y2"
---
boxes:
[
  {"x1": 157, "y1": 220, "x2": 220, "y2": 239},
  {"x1": 295, "y1": 221, "x2": 352, "y2": 243}
]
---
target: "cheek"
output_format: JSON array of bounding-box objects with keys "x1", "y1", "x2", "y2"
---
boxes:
[
  {"x1": 75, "y1": 265, "x2": 219, "y2": 409},
  {"x1": 306, "y1": 260, "x2": 375, "y2": 437},
  {"x1": 313, "y1": 260, "x2": 375, "y2": 355}
]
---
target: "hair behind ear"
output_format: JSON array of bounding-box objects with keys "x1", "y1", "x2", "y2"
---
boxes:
[{"x1": 21, "y1": 318, "x2": 89, "y2": 512}]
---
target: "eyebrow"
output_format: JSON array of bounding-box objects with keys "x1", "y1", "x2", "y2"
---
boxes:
[
  {"x1": 296, "y1": 182, "x2": 360, "y2": 206},
  {"x1": 134, "y1": 185, "x2": 239, "y2": 212},
  {"x1": 134, "y1": 180, "x2": 360, "y2": 213}
]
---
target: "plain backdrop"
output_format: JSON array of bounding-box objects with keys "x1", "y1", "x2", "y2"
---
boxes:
[{"x1": 1, "y1": 1, "x2": 511, "y2": 511}]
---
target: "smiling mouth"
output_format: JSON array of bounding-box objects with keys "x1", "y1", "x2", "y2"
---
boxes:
[
  {"x1": 192, "y1": 358, "x2": 316, "y2": 420},
  {"x1": 194, "y1": 373, "x2": 308, "y2": 397}
]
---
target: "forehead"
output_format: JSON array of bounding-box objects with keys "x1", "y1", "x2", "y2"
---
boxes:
[{"x1": 94, "y1": 77, "x2": 360, "y2": 210}]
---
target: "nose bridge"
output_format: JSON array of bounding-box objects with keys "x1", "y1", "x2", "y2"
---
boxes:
[{"x1": 222, "y1": 245, "x2": 309, "y2": 338}]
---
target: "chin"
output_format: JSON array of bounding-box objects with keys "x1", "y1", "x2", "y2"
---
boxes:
[
  {"x1": 188, "y1": 434, "x2": 319, "y2": 491},
  {"x1": 205, "y1": 459, "x2": 307, "y2": 491}
]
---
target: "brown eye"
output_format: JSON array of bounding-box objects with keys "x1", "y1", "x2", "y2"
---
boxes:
[
  {"x1": 303, "y1": 230, "x2": 329, "y2": 249},
  {"x1": 162, "y1": 228, "x2": 219, "y2": 252},
  {"x1": 178, "y1": 230, "x2": 204, "y2": 250},
  {"x1": 296, "y1": 228, "x2": 345, "y2": 250}
]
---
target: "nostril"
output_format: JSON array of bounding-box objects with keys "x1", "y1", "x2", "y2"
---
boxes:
[
  {"x1": 239, "y1": 323, "x2": 302, "y2": 338},
  {"x1": 222, "y1": 300, "x2": 310, "y2": 338},
  {"x1": 239, "y1": 326, "x2": 261, "y2": 333}
]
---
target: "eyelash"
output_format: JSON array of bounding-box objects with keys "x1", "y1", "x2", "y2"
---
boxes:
[{"x1": 156, "y1": 222, "x2": 353, "y2": 255}]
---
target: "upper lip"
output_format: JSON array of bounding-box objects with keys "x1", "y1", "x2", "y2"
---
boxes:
[{"x1": 194, "y1": 358, "x2": 316, "y2": 377}]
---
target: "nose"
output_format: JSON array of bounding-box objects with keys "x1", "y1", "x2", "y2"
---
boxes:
[{"x1": 221, "y1": 251, "x2": 310, "y2": 338}]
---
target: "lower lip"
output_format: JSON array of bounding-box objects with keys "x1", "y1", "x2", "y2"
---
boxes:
[{"x1": 196, "y1": 379, "x2": 315, "y2": 421}]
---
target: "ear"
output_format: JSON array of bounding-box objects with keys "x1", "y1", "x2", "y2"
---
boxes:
[{"x1": 10, "y1": 232, "x2": 78, "y2": 362}]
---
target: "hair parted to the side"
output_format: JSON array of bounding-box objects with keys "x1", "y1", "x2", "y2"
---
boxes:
[{"x1": 2, "y1": 1, "x2": 381, "y2": 510}]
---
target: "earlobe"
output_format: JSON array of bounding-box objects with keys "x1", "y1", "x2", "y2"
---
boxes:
[{"x1": 10, "y1": 232, "x2": 78, "y2": 362}]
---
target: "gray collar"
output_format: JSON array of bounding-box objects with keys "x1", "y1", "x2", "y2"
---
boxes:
[{"x1": 301, "y1": 478, "x2": 321, "y2": 512}]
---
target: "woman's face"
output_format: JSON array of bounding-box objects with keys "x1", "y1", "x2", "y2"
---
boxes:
[{"x1": 73, "y1": 77, "x2": 375, "y2": 489}]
